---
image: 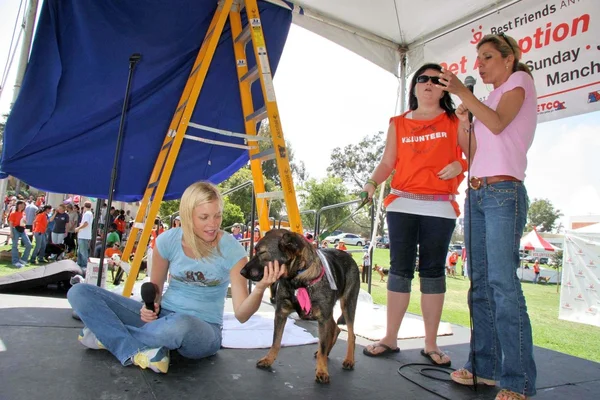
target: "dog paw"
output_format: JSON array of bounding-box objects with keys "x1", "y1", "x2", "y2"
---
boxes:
[
  {"x1": 256, "y1": 357, "x2": 273, "y2": 369},
  {"x1": 315, "y1": 371, "x2": 330, "y2": 384},
  {"x1": 342, "y1": 359, "x2": 355, "y2": 370}
]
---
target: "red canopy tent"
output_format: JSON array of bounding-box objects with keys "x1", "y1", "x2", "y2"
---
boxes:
[{"x1": 520, "y1": 228, "x2": 558, "y2": 252}]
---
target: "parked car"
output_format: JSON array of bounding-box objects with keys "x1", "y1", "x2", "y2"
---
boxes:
[{"x1": 323, "y1": 233, "x2": 367, "y2": 246}]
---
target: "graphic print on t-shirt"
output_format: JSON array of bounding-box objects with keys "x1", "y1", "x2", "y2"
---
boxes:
[{"x1": 171, "y1": 269, "x2": 222, "y2": 287}]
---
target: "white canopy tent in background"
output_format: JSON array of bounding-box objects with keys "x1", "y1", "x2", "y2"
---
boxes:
[{"x1": 560, "y1": 224, "x2": 600, "y2": 327}]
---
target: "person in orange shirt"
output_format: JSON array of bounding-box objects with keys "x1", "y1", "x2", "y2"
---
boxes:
[
  {"x1": 361, "y1": 63, "x2": 470, "y2": 366},
  {"x1": 30, "y1": 205, "x2": 52, "y2": 264},
  {"x1": 532, "y1": 259, "x2": 540, "y2": 284},
  {"x1": 336, "y1": 240, "x2": 347, "y2": 251},
  {"x1": 8, "y1": 200, "x2": 33, "y2": 268}
]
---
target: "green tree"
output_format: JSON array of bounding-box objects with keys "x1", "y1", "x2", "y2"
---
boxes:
[
  {"x1": 327, "y1": 130, "x2": 390, "y2": 236},
  {"x1": 327, "y1": 130, "x2": 386, "y2": 191},
  {"x1": 298, "y1": 176, "x2": 350, "y2": 235},
  {"x1": 222, "y1": 200, "x2": 244, "y2": 229},
  {"x1": 159, "y1": 199, "x2": 180, "y2": 220},
  {"x1": 257, "y1": 121, "x2": 306, "y2": 185},
  {"x1": 528, "y1": 198, "x2": 563, "y2": 232},
  {"x1": 218, "y1": 167, "x2": 283, "y2": 223},
  {"x1": 551, "y1": 249, "x2": 563, "y2": 270}
]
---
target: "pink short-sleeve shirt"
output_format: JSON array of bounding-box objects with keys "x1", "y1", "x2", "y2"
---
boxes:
[{"x1": 471, "y1": 71, "x2": 537, "y2": 181}]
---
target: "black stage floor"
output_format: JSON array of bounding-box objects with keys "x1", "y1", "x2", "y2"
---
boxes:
[{"x1": 1, "y1": 288, "x2": 599, "y2": 400}]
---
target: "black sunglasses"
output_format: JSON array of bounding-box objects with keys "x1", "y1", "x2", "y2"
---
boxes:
[
  {"x1": 499, "y1": 33, "x2": 515, "y2": 54},
  {"x1": 416, "y1": 75, "x2": 441, "y2": 85}
]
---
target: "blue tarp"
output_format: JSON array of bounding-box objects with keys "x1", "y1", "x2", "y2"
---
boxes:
[{"x1": 0, "y1": 0, "x2": 292, "y2": 201}]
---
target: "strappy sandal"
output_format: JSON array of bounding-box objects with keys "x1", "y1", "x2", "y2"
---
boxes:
[
  {"x1": 495, "y1": 389, "x2": 527, "y2": 400},
  {"x1": 450, "y1": 368, "x2": 496, "y2": 386}
]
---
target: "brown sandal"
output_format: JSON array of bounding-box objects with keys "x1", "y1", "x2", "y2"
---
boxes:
[
  {"x1": 495, "y1": 389, "x2": 527, "y2": 400},
  {"x1": 450, "y1": 368, "x2": 496, "y2": 386}
]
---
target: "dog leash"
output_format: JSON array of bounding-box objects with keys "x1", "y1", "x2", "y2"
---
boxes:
[
  {"x1": 317, "y1": 196, "x2": 371, "y2": 241},
  {"x1": 316, "y1": 250, "x2": 338, "y2": 290}
]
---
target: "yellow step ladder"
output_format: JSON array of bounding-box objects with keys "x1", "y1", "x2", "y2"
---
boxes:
[{"x1": 119, "y1": 0, "x2": 302, "y2": 297}]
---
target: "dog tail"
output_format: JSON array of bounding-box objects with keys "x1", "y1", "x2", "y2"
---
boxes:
[{"x1": 336, "y1": 314, "x2": 346, "y2": 325}]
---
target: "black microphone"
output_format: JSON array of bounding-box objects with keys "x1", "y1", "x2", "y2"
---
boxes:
[
  {"x1": 464, "y1": 76, "x2": 476, "y2": 123},
  {"x1": 141, "y1": 282, "x2": 157, "y2": 313}
]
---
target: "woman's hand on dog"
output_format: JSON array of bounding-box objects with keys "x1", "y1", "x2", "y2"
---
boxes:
[
  {"x1": 140, "y1": 303, "x2": 161, "y2": 323},
  {"x1": 256, "y1": 260, "x2": 285, "y2": 291}
]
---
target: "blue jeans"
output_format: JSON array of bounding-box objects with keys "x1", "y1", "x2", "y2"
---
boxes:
[
  {"x1": 11, "y1": 227, "x2": 32, "y2": 264},
  {"x1": 30, "y1": 232, "x2": 47, "y2": 262},
  {"x1": 77, "y1": 238, "x2": 90, "y2": 270},
  {"x1": 67, "y1": 283, "x2": 222, "y2": 365},
  {"x1": 386, "y1": 211, "x2": 456, "y2": 294},
  {"x1": 464, "y1": 180, "x2": 536, "y2": 396}
]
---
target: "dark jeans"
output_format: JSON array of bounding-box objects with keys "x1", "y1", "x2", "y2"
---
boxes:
[{"x1": 386, "y1": 211, "x2": 455, "y2": 294}]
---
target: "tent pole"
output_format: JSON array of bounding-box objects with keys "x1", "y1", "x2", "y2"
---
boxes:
[
  {"x1": 0, "y1": 0, "x2": 39, "y2": 202},
  {"x1": 96, "y1": 53, "x2": 141, "y2": 287}
]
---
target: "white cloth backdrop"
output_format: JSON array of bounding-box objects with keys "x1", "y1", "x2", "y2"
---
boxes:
[{"x1": 559, "y1": 228, "x2": 600, "y2": 327}]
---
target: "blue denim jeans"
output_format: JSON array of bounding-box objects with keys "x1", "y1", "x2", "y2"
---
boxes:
[
  {"x1": 386, "y1": 211, "x2": 456, "y2": 294},
  {"x1": 464, "y1": 180, "x2": 536, "y2": 396},
  {"x1": 67, "y1": 283, "x2": 222, "y2": 365},
  {"x1": 30, "y1": 232, "x2": 47, "y2": 263},
  {"x1": 77, "y1": 238, "x2": 90, "y2": 270},
  {"x1": 11, "y1": 227, "x2": 32, "y2": 264}
]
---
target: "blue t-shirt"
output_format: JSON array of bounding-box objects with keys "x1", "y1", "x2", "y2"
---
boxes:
[{"x1": 156, "y1": 228, "x2": 247, "y2": 326}]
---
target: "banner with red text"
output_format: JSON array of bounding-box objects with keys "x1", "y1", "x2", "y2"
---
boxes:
[
  {"x1": 423, "y1": 0, "x2": 600, "y2": 123},
  {"x1": 559, "y1": 229, "x2": 600, "y2": 327}
]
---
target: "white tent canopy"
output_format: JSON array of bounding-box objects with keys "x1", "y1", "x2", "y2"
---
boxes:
[{"x1": 270, "y1": 0, "x2": 520, "y2": 76}]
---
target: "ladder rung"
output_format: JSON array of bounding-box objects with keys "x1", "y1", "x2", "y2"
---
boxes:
[
  {"x1": 256, "y1": 191, "x2": 284, "y2": 200},
  {"x1": 147, "y1": 181, "x2": 159, "y2": 189},
  {"x1": 188, "y1": 122, "x2": 271, "y2": 142},
  {"x1": 245, "y1": 106, "x2": 267, "y2": 123},
  {"x1": 133, "y1": 222, "x2": 145, "y2": 230},
  {"x1": 250, "y1": 147, "x2": 275, "y2": 162},
  {"x1": 184, "y1": 134, "x2": 257, "y2": 150},
  {"x1": 235, "y1": 24, "x2": 251, "y2": 45},
  {"x1": 240, "y1": 66, "x2": 259, "y2": 84}
]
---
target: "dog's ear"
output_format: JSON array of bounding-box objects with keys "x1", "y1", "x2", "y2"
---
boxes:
[{"x1": 278, "y1": 231, "x2": 305, "y2": 256}]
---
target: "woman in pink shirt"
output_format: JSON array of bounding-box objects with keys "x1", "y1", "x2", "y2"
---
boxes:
[{"x1": 438, "y1": 33, "x2": 537, "y2": 400}]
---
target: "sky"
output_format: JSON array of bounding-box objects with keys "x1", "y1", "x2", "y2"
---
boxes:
[{"x1": 0, "y1": 1, "x2": 599, "y2": 230}]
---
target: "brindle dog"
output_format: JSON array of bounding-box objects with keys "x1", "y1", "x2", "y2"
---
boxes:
[{"x1": 240, "y1": 229, "x2": 360, "y2": 384}]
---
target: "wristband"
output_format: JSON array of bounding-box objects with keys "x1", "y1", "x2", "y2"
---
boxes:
[{"x1": 366, "y1": 178, "x2": 378, "y2": 188}]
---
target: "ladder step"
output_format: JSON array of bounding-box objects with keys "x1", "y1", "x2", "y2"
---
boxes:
[
  {"x1": 240, "y1": 66, "x2": 259, "y2": 84},
  {"x1": 256, "y1": 191, "x2": 284, "y2": 200},
  {"x1": 175, "y1": 100, "x2": 188, "y2": 115},
  {"x1": 235, "y1": 24, "x2": 251, "y2": 45},
  {"x1": 250, "y1": 147, "x2": 276, "y2": 162},
  {"x1": 133, "y1": 222, "x2": 145, "y2": 230},
  {"x1": 188, "y1": 122, "x2": 271, "y2": 142},
  {"x1": 245, "y1": 106, "x2": 267, "y2": 123},
  {"x1": 184, "y1": 134, "x2": 256, "y2": 150},
  {"x1": 147, "y1": 181, "x2": 159, "y2": 189}
]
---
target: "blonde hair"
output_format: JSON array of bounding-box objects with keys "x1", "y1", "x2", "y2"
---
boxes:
[
  {"x1": 179, "y1": 181, "x2": 223, "y2": 260},
  {"x1": 477, "y1": 34, "x2": 533, "y2": 78}
]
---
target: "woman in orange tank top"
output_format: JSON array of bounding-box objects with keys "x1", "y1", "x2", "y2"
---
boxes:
[{"x1": 361, "y1": 63, "x2": 472, "y2": 366}]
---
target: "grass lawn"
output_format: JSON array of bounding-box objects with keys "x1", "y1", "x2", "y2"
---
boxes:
[
  {"x1": 347, "y1": 246, "x2": 600, "y2": 363},
  {"x1": 1, "y1": 243, "x2": 599, "y2": 362}
]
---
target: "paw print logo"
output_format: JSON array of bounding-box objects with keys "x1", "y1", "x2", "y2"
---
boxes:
[{"x1": 470, "y1": 26, "x2": 483, "y2": 44}]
